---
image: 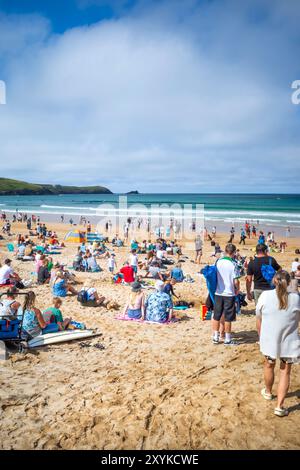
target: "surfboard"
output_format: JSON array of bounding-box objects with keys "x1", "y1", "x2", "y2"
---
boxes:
[{"x1": 27, "y1": 329, "x2": 96, "y2": 348}]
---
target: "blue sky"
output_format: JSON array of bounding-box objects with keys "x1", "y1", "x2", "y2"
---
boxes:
[{"x1": 0, "y1": 0, "x2": 299, "y2": 193}]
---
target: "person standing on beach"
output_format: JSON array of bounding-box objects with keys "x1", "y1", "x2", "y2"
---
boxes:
[
  {"x1": 246, "y1": 244, "x2": 281, "y2": 304},
  {"x1": 228, "y1": 227, "x2": 235, "y2": 243},
  {"x1": 239, "y1": 228, "x2": 246, "y2": 245},
  {"x1": 256, "y1": 271, "x2": 300, "y2": 417},
  {"x1": 212, "y1": 243, "x2": 240, "y2": 345},
  {"x1": 195, "y1": 235, "x2": 203, "y2": 264}
]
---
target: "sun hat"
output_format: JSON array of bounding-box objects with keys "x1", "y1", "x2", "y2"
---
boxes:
[
  {"x1": 155, "y1": 280, "x2": 164, "y2": 291},
  {"x1": 131, "y1": 281, "x2": 142, "y2": 292}
]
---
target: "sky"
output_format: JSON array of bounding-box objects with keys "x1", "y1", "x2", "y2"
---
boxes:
[{"x1": 0, "y1": 0, "x2": 299, "y2": 193}]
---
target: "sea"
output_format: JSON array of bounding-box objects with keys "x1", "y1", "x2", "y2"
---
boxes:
[{"x1": 0, "y1": 193, "x2": 300, "y2": 236}]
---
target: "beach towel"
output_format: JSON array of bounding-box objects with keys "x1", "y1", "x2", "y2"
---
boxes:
[
  {"x1": 115, "y1": 315, "x2": 179, "y2": 324},
  {"x1": 173, "y1": 306, "x2": 189, "y2": 310},
  {"x1": 201, "y1": 263, "x2": 218, "y2": 304}
]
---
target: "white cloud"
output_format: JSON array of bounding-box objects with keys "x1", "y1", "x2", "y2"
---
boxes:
[{"x1": 0, "y1": 0, "x2": 299, "y2": 192}]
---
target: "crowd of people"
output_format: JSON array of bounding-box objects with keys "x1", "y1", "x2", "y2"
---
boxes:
[{"x1": 0, "y1": 216, "x2": 299, "y2": 419}]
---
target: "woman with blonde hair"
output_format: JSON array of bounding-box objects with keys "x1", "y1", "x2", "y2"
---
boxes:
[
  {"x1": 256, "y1": 271, "x2": 300, "y2": 417},
  {"x1": 122, "y1": 282, "x2": 145, "y2": 319},
  {"x1": 52, "y1": 271, "x2": 78, "y2": 297}
]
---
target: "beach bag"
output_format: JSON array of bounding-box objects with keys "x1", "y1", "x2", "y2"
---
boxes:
[
  {"x1": 0, "y1": 318, "x2": 20, "y2": 339},
  {"x1": 77, "y1": 289, "x2": 89, "y2": 304},
  {"x1": 201, "y1": 263, "x2": 218, "y2": 304},
  {"x1": 261, "y1": 258, "x2": 276, "y2": 287}
]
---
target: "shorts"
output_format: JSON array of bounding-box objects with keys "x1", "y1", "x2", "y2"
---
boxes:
[
  {"x1": 213, "y1": 295, "x2": 236, "y2": 322},
  {"x1": 254, "y1": 289, "x2": 264, "y2": 305},
  {"x1": 109, "y1": 267, "x2": 114, "y2": 273},
  {"x1": 127, "y1": 308, "x2": 142, "y2": 319},
  {"x1": 265, "y1": 356, "x2": 294, "y2": 364},
  {"x1": 196, "y1": 249, "x2": 202, "y2": 256},
  {"x1": 131, "y1": 265, "x2": 138, "y2": 273}
]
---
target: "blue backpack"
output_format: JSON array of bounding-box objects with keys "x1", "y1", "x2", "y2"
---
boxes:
[
  {"x1": 201, "y1": 263, "x2": 218, "y2": 304},
  {"x1": 261, "y1": 258, "x2": 276, "y2": 287}
]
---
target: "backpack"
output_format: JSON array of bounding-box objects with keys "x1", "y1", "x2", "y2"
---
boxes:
[
  {"x1": 260, "y1": 258, "x2": 276, "y2": 287},
  {"x1": 77, "y1": 289, "x2": 89, "y2": 304},
  {"x1": 201, "y1": 263, "x2": 218, "y2": 304}
]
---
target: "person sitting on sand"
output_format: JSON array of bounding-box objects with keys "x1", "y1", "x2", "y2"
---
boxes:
[
  {"x1": 22, "y1": 291, "x2": 59, "y2": 338},
  {"x1": 73, "y1": 249, "x2": 84, "y2": 271},
  {"x1": 37, "y1": 258, "x2": 51, "y2": 285},
  {"x1": 144, "y1": 261, "x2": 165, "y2": 281},
  {"x1": 43, "y1": 297, "x2": 73, "y2": 330},
  {"x1": 81, "y1": 283, "x2": 109, "y2": 307},
  {"x1": 119, "y1": 261, "x2": 135, "y2": 284},
  {"x1": 145, "y1": 280, "x2": 173, "y2": 323},
  {"x1": 0, "y1": 287, "x2": 21, "y2": 318},
  {"x1": 16, "y1": 243, "x2": 26, "y2": 259},
  {"x1": 86, "y1": 253, "x2": 101, "y2": 272},
  {"x1": 122, "y1": 282, "x2": 145, "y2": 319},
  {"x1": 52, "y1": 271, "x2": 78, "y2": 297},
  {"x1": 0, "y1": 259, "x2": 22, "y2": 286},
  {"x1": 256, "y1": 271, "x2": 300, "y2": 417},
  {"x1": 170, "y1": 263, "x2": 184, "y2": 282}
]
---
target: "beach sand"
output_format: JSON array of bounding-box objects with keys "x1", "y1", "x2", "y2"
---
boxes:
[{"x1": 0, "y1": 222, "x2": 299, "y2": 450}]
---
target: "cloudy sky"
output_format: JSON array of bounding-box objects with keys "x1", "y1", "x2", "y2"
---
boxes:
[{"x1": 0, "y1": 0, "x2": 299, "y2": 193}]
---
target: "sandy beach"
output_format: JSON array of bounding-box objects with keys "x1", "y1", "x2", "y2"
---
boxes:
[{"x1": 0, "y1": 222, "x2": 299, "y2": 450}]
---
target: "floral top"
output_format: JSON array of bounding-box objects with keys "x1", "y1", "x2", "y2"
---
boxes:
[
  {"x1": 145, "y1": 291, "x2": 173, "y2": 323},
  {"x1": 22, "y1": 309, "x2": 41, "y2": 337}
]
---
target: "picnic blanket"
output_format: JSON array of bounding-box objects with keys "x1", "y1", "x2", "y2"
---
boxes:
[{"x1": 115, "y1": 315, "x2": 179, "y2": 324}]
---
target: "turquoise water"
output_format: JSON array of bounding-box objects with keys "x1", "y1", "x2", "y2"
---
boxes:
[{"x1": 0, "y1": 193, "x2": 300, "y2": 228}]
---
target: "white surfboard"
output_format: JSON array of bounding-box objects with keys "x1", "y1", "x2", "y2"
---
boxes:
[{"x1": 27, "y1": 329, "x2": 96, "y2": 348}]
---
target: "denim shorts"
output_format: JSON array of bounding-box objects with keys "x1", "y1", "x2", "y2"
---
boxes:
[{"x1": 127, "y1": 308, "x2": 142, "y2": 319}]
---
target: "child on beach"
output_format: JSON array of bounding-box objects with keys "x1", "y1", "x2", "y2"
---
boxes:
[
  {"x1": 108, "y1": 253, "x2": 117, "y2": 273},
  {"x1": 43, "y1": 297, "x2": 74, "y2": 330}
]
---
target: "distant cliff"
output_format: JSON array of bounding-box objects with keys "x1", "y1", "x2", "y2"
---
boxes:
[{"x1": 0, "y1": 178, "x2": 112, "y2": 195}]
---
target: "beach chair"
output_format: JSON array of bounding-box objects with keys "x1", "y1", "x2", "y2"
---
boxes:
[
  {"x1": 6, "y1": 243, "x2": 14, "y2": 252},
  {"x1": 0, "y1": 292, "x2": 29, "y2": 352}
]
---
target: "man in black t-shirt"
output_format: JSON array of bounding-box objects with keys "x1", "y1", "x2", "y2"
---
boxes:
[{"x1": 246, "y1": 244, "x2": 281, "y2": 304}]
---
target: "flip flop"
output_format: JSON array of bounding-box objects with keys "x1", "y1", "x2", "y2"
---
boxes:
[
  {"x1": 274, "y1": 407, "x2": 289, "y2": 417},
  {"x1": 261, "y1": 388, "x2": 274, "y2": 400}
]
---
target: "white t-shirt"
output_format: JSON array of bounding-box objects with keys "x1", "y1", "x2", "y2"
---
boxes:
[
  {"x1": 0, "y1": 265, "x2": 13, "y2": 284},
  {"x1": 108, "y1": 257, "x2": 116, "y2": 268},
  {"x1": 215, "y1": 257, "x2": 239, "y2": 297},
  {"x1": 130, "y1": 254, "x2": 138, "y2": 266},
  {"x1": 156, "y1": 250, "x2": 164, "y2": 260},
  {"x1": 256, "y1": 290, "x2": 300, "y2": 359},
  {"x1": 292, "y1": 261, "x2": 299, "y2": 272}
]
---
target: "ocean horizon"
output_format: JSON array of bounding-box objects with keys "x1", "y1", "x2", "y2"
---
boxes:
[{"x1": 1, "y1": 193, "x2": 300, "y2": 233}]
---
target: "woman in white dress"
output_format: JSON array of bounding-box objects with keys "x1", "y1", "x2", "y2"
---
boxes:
[{"x1": 256, "y1": 271, "x2": 300, "y2": 417}]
